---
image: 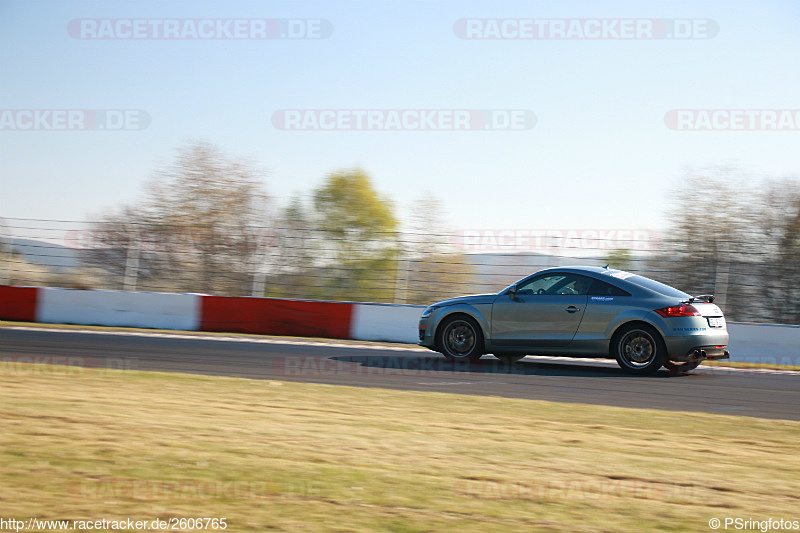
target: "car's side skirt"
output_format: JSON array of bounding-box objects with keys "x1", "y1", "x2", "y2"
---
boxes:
[{"x1": 485, "y1": 338, "x2": 610, "y2": 357}]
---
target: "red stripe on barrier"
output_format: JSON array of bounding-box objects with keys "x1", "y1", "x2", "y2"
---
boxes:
[
  {"x1": 0, "y1": 286, "x2": 38, "y2": 322},
  {"x1": 200, "y1": 296, "x2": 353, "y2": 339}
]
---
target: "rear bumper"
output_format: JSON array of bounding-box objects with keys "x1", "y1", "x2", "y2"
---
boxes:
[
  {"x1": 664, "y1": 330, "x2": 729, "y2": 361},
  {"x1": 670, "y1": 345, "x2": 730, "y2": 363}
]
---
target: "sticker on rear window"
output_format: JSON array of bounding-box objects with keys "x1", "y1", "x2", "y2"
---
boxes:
[{"x1": 603, "y1": 270, "x2": 635, "y2": 280}]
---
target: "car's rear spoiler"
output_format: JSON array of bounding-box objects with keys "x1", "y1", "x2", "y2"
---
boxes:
[{"x1": 684, "y1": 294, "x2": 716, "y2": 304}]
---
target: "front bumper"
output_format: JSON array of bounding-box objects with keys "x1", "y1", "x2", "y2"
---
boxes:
[{"x1": 418, "y1": 317, "x2": 436, "y2": 349}]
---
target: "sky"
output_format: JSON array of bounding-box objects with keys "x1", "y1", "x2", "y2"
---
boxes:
[{"x1": 1, "y1": 0, "x2": 799, "y2": 239}]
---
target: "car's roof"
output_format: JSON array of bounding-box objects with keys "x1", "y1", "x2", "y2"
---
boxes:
[
  {"x1": 530, "y1": 265, "x2": 643, "y2": 287},
  {"x1": 534, "y1": 265, "x2": 618, "y2": 276},
  {"x1": 530, "y1": 265, "x2": 690, "y2": 299}
]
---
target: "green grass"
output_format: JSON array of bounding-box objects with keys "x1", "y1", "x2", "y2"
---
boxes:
[{"x1": 1, "y1": 363, "x2": 799, "y2": 532}]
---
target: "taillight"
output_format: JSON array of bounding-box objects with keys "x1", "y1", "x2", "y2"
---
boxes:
[{"x1": 654, "y1": 305, "x2": 701, "y2": 317}]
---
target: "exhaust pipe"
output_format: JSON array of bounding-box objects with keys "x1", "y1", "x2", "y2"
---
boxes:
[{"x1": 691, "y1": 349, "x2": 707, "y2": 360}]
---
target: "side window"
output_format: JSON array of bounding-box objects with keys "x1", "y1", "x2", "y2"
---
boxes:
[
  {"x1": 517, "y1": 274, "x2": 592, "y2": 295},
  {"x1": 516, "y1": 275, "x2": 566, "y2": 295},
  {"x1": 588, "y1": 279, "x2": 631, "y2": 297},
  {"x1": 554, "y1": 275, "x2": 592, "y2": 295}
]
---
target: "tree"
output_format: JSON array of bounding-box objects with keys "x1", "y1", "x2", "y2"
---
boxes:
[
  {"x1": 263, "y1": 195, "x2": 320, "y2": 299},
  {"x1": 309, "y1": 169, "x2": 400, "y2": 302},
  {"x1": 755, "y1": 179, "x2": 800, "y2": 323},
  {"x1": 401, "y1": 196, "x2": 475, "y2": 305},
  {"x1": 604, "y1": 248, "x2": 633, "y2": 271},
  {"x1": 653, "y1": 170, "x2": 800, "y2": 323},
  {"x1": 84, "y1": 140, "x2": 271, "y2": 295}
]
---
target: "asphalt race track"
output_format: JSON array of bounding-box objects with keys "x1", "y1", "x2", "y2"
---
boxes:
[{"x1": 2, "y1": 326, "x2": 798, "y2": 421}]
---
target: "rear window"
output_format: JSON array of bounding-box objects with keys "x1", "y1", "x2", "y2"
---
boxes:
[
  {"x1": 628, "y1": 275, "x2": 689, "y2": 298},
  {"x1": 588, "y1": 279, "x2": 630, "y2": 297}
]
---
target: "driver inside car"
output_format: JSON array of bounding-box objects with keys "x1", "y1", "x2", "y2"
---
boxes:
[{"x1": 559, "y1": 277, "x2": 589, "y2": 295}]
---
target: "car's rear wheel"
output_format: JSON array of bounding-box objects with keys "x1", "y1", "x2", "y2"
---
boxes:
[
  {"x1": 663, "y1": 359, "x2": 701, "y2": 374},
  {"x1": 438, "y1": 315, "x2": 484, "y2": 362},
  {"x1": 613, "y1": 324, "x2": 666, "y2": 375}
]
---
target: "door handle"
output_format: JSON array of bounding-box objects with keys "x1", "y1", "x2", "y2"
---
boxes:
[{"x1": 566, "y1": 306, "x2": 580, "y2": 313}]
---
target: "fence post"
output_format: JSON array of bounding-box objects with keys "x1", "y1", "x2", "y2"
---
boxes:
[
  {"x1": 714, "y1": 260, "x2": 729, "y2": 310},
  {"x1": 0, "y1": 217, "x2": 11, "y2": 285},
  {"x1": 251, "y1": 230, "x2": 267, "y2": 297},
  {"x1": 123, "y1": 245, "x2": 140, "y2": 292},
  {"x1": 394, "y1": 256, "x2": 409, "y2": 304}
]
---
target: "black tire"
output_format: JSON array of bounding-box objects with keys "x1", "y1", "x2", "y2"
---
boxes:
[
  {"x1": 612, "y1": 323, "x2": 666, "y2": 375},
  {"x1": 494, "y1": 354, "x2": 526, "y2": 364},
  {"x1": 663, "y1": 359, "x2": 701, "y2": 374},
  {"x1": 437, "y1": 315, "x2": 485, "y2": 362}
]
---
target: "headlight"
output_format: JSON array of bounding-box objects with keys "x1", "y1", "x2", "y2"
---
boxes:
[{"x1": 420, "y1": 306, "x2": 438, "y2": 318}]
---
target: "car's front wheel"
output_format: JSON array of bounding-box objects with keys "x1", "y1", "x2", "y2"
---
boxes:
[
  {"x1": 438, "y1": 315, "x2": 484, "y2": 362},
  {"x1": 612, "y1": 324, "x2": 666, "y2": 375}
]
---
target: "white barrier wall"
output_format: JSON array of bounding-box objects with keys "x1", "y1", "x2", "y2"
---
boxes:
[
  {"x1": 727, "y1": 323, "x2": 800, "y2": 366},
  {"x1": 37, "y1": 288, "x2": 201, "y2": 331},
  {"x1": 350, "y1": 303, "x2": 425, "y2": 344}
]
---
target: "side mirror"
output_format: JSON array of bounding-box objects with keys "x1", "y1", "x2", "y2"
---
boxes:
[{"x1": 508, "y1": 285, "x2": 517, "y2": 298}]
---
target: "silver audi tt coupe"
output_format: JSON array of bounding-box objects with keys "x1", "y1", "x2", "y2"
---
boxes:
[{"x1": 418, "y1": 266, "x2": 730, "y2": 374}]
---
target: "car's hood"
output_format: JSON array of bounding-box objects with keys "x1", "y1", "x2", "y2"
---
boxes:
[{"x1": 431, "y1": 293, "x2": 497, "y2": 307}]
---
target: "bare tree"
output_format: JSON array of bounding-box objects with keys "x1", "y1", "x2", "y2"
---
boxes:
[
  {"x1": 263, "y1": 195, "x2": 320, "y2": 299},
  {"x1": 653, "y1": 170, "x2": 800, "y2": 323},
  {"x1": 402, "y1": 196, "x2": 475, "y2": 305},
  {"x1": 756, "y1": 179, "x2": 800, "y2": 323},
  {"x1": 83, "y1": 140, "x2": 271, "y2": 295}
]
